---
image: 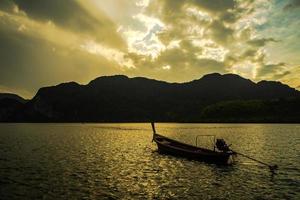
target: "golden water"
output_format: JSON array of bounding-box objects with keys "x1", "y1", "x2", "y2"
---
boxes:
[{"x1": 0, "y1": 123, "x2": 299, "y2": 199}]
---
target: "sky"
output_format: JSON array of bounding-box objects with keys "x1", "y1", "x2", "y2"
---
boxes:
[{"x1": 0, "y1": 0, "x2": 299, "y2": 98}]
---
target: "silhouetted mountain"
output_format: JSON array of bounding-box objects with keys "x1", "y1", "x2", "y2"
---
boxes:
[
  {"x1": 0, "y1": 93, "x2": 28, "y2": 121},
  {"x1": 0, "y1": 94, "x2": 26, "y2": 121},
  {"x1": 257, "y1": 80, "x2": 298, "y2": 99},
  {"x1": 1, "y1": 73, "x2": 300, "y2": 122},
  {"x1": 0, "y1": 93, "x2": 27, "y2": 103}
]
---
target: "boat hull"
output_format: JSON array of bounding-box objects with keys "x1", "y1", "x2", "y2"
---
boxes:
[{"x1": 153, "y1": 133, "x2": 232, "y2": 165}]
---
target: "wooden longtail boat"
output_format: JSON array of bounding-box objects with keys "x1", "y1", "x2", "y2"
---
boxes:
[{"x1": 151, "y1": 123, "x2": 234, "y2": 165}]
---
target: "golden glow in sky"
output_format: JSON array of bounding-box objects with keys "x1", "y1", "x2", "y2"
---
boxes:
[{"x1": 0, "y1": 0, "x2": 299, "y2": 98}]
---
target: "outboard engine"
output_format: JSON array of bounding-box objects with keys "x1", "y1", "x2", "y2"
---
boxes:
[{"x1": 216, "y1": 139, "x2": 231, "y2": 152}]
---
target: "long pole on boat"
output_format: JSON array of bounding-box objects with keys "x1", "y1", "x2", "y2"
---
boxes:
[
  {"x1": 151, "y1": 122, "x2": 156, "y2": 134},
  {"x1": 232, "y1": 150, "x2": 278, "y2": 173},
  {"x1": 151, "y1": 122, "x2": 156, "y2": 142}
]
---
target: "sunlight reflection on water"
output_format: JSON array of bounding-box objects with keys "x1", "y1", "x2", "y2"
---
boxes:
[{"x1": 0, "y1": 123, "x2": 299, "y2": 199}]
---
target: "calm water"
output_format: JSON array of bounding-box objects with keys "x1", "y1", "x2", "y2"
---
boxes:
[{"x1": 0, "y1": 123, "x2": 299, "y2": 199}]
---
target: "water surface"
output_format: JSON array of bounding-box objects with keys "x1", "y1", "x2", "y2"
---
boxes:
[{"x1": 0, "y1": 123, "x2": 299, "y2": 199}]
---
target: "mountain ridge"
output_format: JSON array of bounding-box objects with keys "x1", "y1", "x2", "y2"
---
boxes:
[
  {"x1": 0, "y1": 93, "x2": 28, "y2": 103},
  {"x1": 1, "y1": 73, "x2": 300, "y2": 122},
  {"x1": 32, "y1": 73, "x2": 299, "y2": 97}
]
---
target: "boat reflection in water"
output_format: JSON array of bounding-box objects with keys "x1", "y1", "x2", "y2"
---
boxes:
[{"x1": 151, "y1": 122, "x2": 235, "y2": 165}]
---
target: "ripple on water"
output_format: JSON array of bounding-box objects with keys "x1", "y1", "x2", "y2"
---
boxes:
[{"x1": 0, "y1": 123, "x2": 299, "y2": 199}]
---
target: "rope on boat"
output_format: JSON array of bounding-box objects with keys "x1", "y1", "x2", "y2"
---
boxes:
[{"x1": 232, "y1": 150, "x2": 278, "y2": 173}]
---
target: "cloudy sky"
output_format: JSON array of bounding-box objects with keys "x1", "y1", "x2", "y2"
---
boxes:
[{"x1": 0, "y1": 0, "x2": 299, "y2": 98}]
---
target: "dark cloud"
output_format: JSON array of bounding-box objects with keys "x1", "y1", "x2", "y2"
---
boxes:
[
  {"x1": 284, "y1": 0, "x2": 300, "y2": 10},
  {"x1": 247, "y1": 38, "x2": 277, "y2": 47},
  {"x1": 241, "y1": 49, "x2": 257, "y2": 59},
  {"x1": 206, "y1": 20, "x2": 234, "y2": 45},
  {"x1": 219, "y1": 11, "x2": 238, "y2": 23},
  {"x1": 0, "y1": 0, "x2": 15, "y2": 12},
  {"x1": 12, "y1": 0, "x2": 93, "y2": 25},
  {"x1": 272, "y1": 71, "x2": 291, "y2": 79},
  {"x1": 154, "y1": 43, "x2": 202, "y2": 69},
  {"x1": 192, "y1": 0, "x2": 236, "y2": 13},
  {"x1": 3, "y1": 0, "x2": 126, "y2": 49},
  {"x1": 148, "y1": 0, "x2": 237, "y2": 17},
  {"x1": 219, "y1": 3, "x2": 255, "y2": 24},
  {"x1": 256, "y1": 62, "x2": 286, "y2": 77}
]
